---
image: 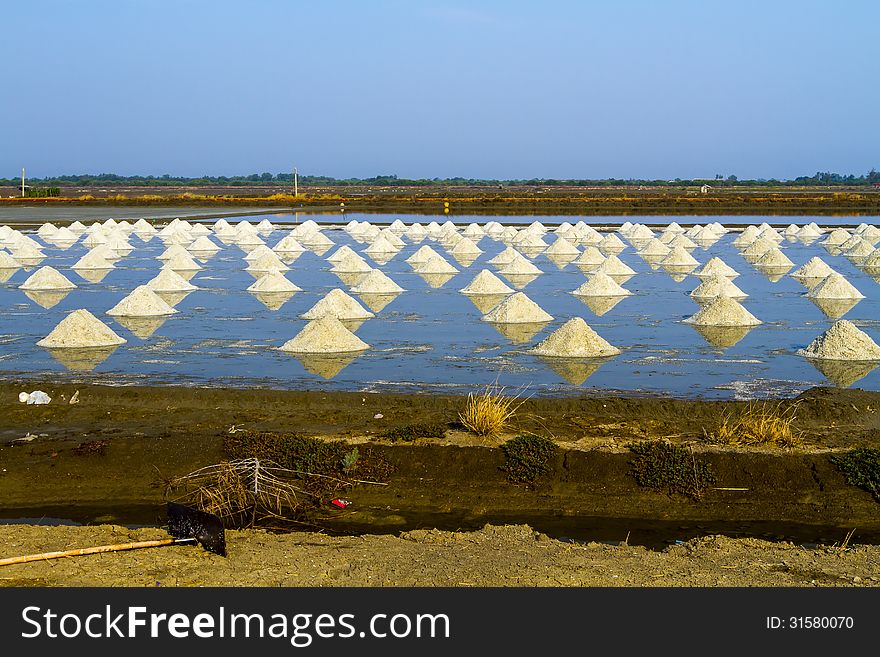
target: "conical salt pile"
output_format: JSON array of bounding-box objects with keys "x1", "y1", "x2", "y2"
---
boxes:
[
  {"x1": 862, "y1": 249, "x2": 880, "y2": 267},
  {"x1": 846, "y1": 239, "x2": 875, "y2": 258},
  {"x1": 300, "y1": 289, "x2": 374, "y2": 320},
  {"x1": 695, "y1": 257, "x2": 739, "y2": 279},
  {"x1": 331, "y1": 252, "x2": 372, "y2": 273},
  {"x1": 273, "y1": 234, "x2": 306, "y2": 253},
  {"x1": 71, "y1": 251, "x2": 116, "y2": 269},
  {"x1": 69, "y1": 221, "x2": 88, "y2": 234},
  {"x1": 247, "y1": 271, "x2": 301, "y2": 293},
  {"x1": 806, "y1": 273, "x2": 865, "y2": 300},
  {"x1": 798, "y1": 225, "x2": 822, "y2": 239},
  {"x1": 279, "y1": 316, "x2": 369, "y2": 354},
  {"x1": 660, "y1": 245, "x2": 699, "y2": 267},
  {"x1": 482, "y1": 292, "x2": 553, "y2": 323},
  {"x1": 19, "y1": 266, "x2": 77, "y2": 291},
  {"x1": 596, "y1": 254, "x2": 636, "y2": 276},
  {"x1": 529, "y1": 317, "x2": 620, "y2": 358},
  {"x1": 487, "y1": 246, "x2": 521, "y2": 266},
  {"x1": 756, "y1": 248, "x2": 794, "y2": 267},
  {"x1": 0, "y1": 251, "x2": 20, "y2": 268},
  {"x1": 573, "y1": 247, "x2": 606, "y2": 267},
  {"x1": 669, "y1": 234, "x2": 697, "y2": 250},
  {"x1": 732, "y1": 225, "x2": 761, "y2": 247},
  {"x1": 158, "y1": 244, "x2": 190, "y2": 260},
  {"x1": 822, "y1": 229, "x2": 851, "y2": 247},
  {"x1": 683, "y1": 296, "x2": 762, "y2": 326},
  {"x1": 246, "y1": 252, "x2": 288, "y2": 273},
  {"x1": 107, "y1": 285, "x2": 178, "y2": 317},
  {"x1": 460, "y1": 269, "x2": 514, "y2": 295},
  {"x1": 350, "y1": 269, "x2": 405, "y2": 294},
  {"x1": 328, "y1": 245, "x2": 359, "y2": 263},
  {"x1": 798, "y1": 320, "x2": 880, "y2": 361},
  {"x1": 406, "y1": 245, "x2": 441, "y2": 265},
  {"x1": 146, "y1": 269, "x2": 198, "y2": 292},
  {"x1": 498, "y1": 253, "x2": 542, "y2": 276},
  {"x1": 571, "y1": 272, "x2": 633, "y2": 297},
  {"x1": 544, "y1": 236, "x2": 579, "y2": 256},
  {"x1": 412, "y1": 255, "x2": 459, "y2": 274},
  {"x1": 598, "y1": 233, "x2": 626, "y2": 252},
  {"x1": 365, "y1": 234, "x2": 399, "y2": 255},
  {"x1": 741, "y1": 237, "x2": 776, "y2": 257},
  {"x1": 37, "y1": 223, "x2": 58, "y2": 238},
  {"x1": 690, "y1": 273, "x2": 747, "y2": 300},
  {"x1": 449, "y1": 237, "x2": 483, "y2": 256},
  {"x1": 37, "y1": 309, "x2": 127, "y2": 348},
  {"x1": 162, "y1": 252, "x2": 203, "y2": 271},
  {"x1": 243, "y1": 245, "x2": 274, "y2": 262},
  {"x1": 188, "y1": 236, "x2": 220, "y2": 253},
  {"x1": 792, "y1": 257, "x2": 834, "y2": 280},
  {"x1": 637, "y1": 239, "x2": 671, "y2": 257}
]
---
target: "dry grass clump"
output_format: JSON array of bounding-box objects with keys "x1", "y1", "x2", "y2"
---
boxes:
[
  {"x1": 459, "y1": 384, "x2": 526, "y2": 436},
  {"x1": 713, "y1": 401, "x2": 802, "y2": 448}
]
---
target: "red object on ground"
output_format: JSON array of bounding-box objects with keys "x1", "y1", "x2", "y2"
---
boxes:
[{"x1": 330, "y1": 498, "x2": 351, "y2": 509}]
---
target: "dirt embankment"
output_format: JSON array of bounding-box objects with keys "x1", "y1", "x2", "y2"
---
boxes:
[{"x1": 2, "y1": 524, "x2": 878, "y2": 587}]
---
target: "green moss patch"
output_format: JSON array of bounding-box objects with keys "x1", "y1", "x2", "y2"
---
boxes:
[{"x1": 627, "y1": 440, "x2": 716, "y2": 501}]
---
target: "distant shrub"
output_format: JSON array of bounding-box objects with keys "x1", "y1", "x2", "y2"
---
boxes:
[
  {"x1": 380, "y1": 422, "x2": 448, "y2": 443},
  {"x1": 831, "y1": 448, "x2": 880, "y2": 502}
]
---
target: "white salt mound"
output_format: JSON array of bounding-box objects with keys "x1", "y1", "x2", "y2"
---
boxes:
[
  {"x1": 19, "y1": 266, "x2": 77, "y2": 291},
  {"x1": 683, "y1": 296, "x2": 762, "y2": 326},
  {"x1": 481, "y1": 292, "x2": 553, "y2": 323},
  {"x1": 792, "y1": 257, "x2": 834, "y2": 280},
  {"x1": 37, "y1": 309, "x2": 127, "y2": 348},
  {"x1": 0, "y1": 251, "x2": 20, "y2": 268},
  {"x1": 73, "y1": 251, "x2": 115, "y2": 270},
  {"x1": 300, "y1": 289, "x2": 374, "y2": 320},
  {"x1": 107, "y1": 285, "x2": 178, "y2": 317},
  {"x1": 247, "y1": 272, "x2": 301, "y2": 293},
  {"x1": 460, "y1": 270, "x2": 514, "y2": 295},
  {"x1": 660, "y1": 246, "x2": 699, "y2": 267},
  {"x1": 350, "y1": 269, "x2": 405, "y2": 294},
  {"x1": 162, "y1": 253, "x2": 203, "y2": 271},
  {"x1": 596, "y1": 255, "x2": 636, "y2": 276},
  {"x1": 695, "y1": 257, "x2": 739, "y2": 279},
  {"x1": 690, "y1": 273, "x2": 747, "y2": 300},
  {"x1": 412, "y1": 255, "x2": 459, "y2": 274},
  {"x1": 798, "y1": 320, "x2": 880, "y2": 360},
  {"x1": 146, "y1": 269, "x2": 198, "y2": 292},
  {"x1": 571, "y1": 272, "x2": 632, "y2": 297},
  {"x1": 279, "y1": 316, "x2": 369, "y2": 354},
  {"x1": 756, "y1": 248, "x2": 794, "y2": 267},
  {"x1": 806, "y1": 273, "x2": 865, "y2": 300},
  {"x1": 498, "y1": 254, "x2": 542, "y2": 276},
  {"x1": 529, "y1": 317, "x2": 620, "y2": 358}
]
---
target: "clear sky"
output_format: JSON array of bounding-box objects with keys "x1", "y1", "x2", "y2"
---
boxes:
[{"x1": 2, "y1": 0, "x2": 877, "y2": 180}]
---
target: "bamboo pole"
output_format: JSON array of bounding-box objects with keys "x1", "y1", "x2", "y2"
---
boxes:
[{"x1": 0, "y1": 537, "x2": 194, "y2": 567}]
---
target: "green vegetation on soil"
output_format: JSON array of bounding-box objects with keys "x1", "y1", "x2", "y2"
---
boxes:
[
  {"x1": 380, "y1": 422, "x2": 448, "y2": 442},
  {"x1": 500, "y1": 434, "x2": 557, "y2": 486},
  {"x1": 831, "y1": 448, "x2": 880, "y2": 502},
  {"x1": 628, "y1": 441, "x2": 716, "y2": 501}
]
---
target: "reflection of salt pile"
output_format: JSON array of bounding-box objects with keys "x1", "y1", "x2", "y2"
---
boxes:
[
  {"x1": 247, "y1": 271, "x2": 301, "y2": 292},
  {"x1": 37, "y1": 309, "x2": 127, "y2": 347},
  {"x1": 529, "y1": 317, "x2": 620, "y2": 358},
  {"x1": 683, "y1": 296, "x2": 762, "y2": 326},
  {"x1": 146, "y1": 269, "x2": 198, "y2": 292},
  {"x1": 279, "y1": 316, "x2": 369, "y2": 353},
  {"x1": 19, "y1": 266, "x2": 77, "y2": 290},
  {"x1": 806, "y1": 273, "x2": 864, "y2": 300},
  {"x1": 571, "y1": 272, "x2": 632, "y2": 297},
  {"x1": 798, "y1": 320, "x2": 880, "y2": 360},
  {"x1": 460, "y1": 269, "x2": 514, "y2": 295},
  {"x1": 690, "y1": 273, "x2": 747, "y2": 300},
  {"x1": 350, "y1": 269, "x2": 405, "y2": 294},
  {"x1": 481, "y1": 292, "x2": 552, "y2": 323},
  {"x1": 300, "y1": 289, "x2": 374, "y2": 320},
  {"x1": 107, "y1": 285, "x2": 178, "y2": 316}
]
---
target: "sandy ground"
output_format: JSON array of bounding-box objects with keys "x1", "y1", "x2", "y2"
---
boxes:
[{"x1": 1, "y1": 523, "x2": 878, "y2": 587}]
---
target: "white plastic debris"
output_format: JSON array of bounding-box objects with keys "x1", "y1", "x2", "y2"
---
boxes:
[{"x1": 21, "y1": 391, "x2": 51, "y2": 405}]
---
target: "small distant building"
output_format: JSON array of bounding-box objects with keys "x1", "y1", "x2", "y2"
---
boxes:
[{"x1": 700, "y1": 184, "x2": 711, "y2": 194}]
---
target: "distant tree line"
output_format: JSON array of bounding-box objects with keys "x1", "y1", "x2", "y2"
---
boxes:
[{"x1": 2, "y1": 170, "x2": 879, "y2": 188}]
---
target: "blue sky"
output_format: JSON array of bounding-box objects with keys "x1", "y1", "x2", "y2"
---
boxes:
[{"x1": 2, "y1": 1, "x2": 877, "y2": 180}]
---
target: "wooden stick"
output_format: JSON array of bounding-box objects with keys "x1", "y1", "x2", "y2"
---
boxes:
[{"x1": 0, "y1": 537, "x2": 194, "y2": 567}]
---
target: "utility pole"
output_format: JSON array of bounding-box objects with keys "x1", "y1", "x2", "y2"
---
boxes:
[
  {"x1": 294, "y1": 167, "x2": 298, "y2": 198},
  {"x1": 21, "y1": 167, "x2": 25, "y2": 198}
]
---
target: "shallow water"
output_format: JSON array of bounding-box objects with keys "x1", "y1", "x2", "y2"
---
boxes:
[{"x1": 2, "y1": 213, "x2": 880, "y2": 399}]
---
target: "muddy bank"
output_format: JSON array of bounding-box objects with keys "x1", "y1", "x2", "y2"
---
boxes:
[
  {"x1": 1, "y1": 524, "x2": 878, "y2": 587},
  {"x1": 1, "y1": 382, "x2": 879, "y2": 548}
]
